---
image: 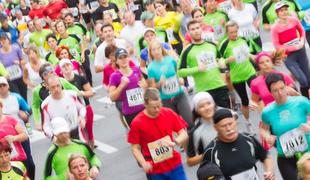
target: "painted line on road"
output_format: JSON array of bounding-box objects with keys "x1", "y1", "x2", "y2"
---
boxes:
[
  {"x1": 93, "y1": 85, "x2": 103, "y2": 92},
  {"x1": 29, "y1": 130, "x2": 46, "y2": 143},
  {"x1": 95, "y1": 140, "x2": 118, "y2": 154},
  {"x1": 96, "y1": 96, "x2": 114, "y2": 105},
  {"x1": 94, "y1": 114, "x2": 105, "y2": 121}
]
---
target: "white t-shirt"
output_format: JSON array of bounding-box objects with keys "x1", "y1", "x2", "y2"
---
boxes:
[
  {"x1": 120, "y1": 21, "x2": 145, "y2": 46},
  {"x1": 94, "y1": 38, "x2": 127, "y2": 67}
]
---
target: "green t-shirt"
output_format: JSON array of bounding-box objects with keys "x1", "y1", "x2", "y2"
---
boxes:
[
  {"x1": 29, "y1": 29, "x2": 53, "y2": 56},
  {"x1": 203, "y1": 11, "x2": 228, "y2": 43},
  {"x1": 178, "y1": 41, "x2": 226, "y2": 92},
  {"x1": 45, "y1": 52, "x2": 59, "y2": 66},
  {"x1": 262, "y1": 0, "x2": 301, "y2": 25},
  {"x1": 219, "y1": 37, "x2": 256, "y2": 83},
  {"x1": 44, "y1": 140, "x2": 101, "y2": 180},
  {"x1": 0, "y1": 62, "x2": 8, "y2": 77},
  {"x1": 0, "y1": 161, "x2": 26, "y2": 180},
  {"x1": 57, "y1": 34, "x2": 82, "y2": 63},
  {"x1": 67, "y1": 23, "x2": 90, "y2": 40}
]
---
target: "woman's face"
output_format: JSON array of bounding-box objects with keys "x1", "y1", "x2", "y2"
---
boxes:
[
  {"x1": 0, "y1": 151, "x2": 10, "y2": 168},
  {"x1": 28, "y1": 50, "x2": 38, "y2": 61},
  {"x1": 70, "y1": 158, "x2": 89, "y2": 180},
  {"x1": 277, "y1": 7, "x2": 289, "y2": 19},
  {"x1": 150, "y1": 42, "x2": 163, "y2": 60},
  {"x1": 116, "y1": 55, "x2": 129, "y2": 68},
  {"x1": 59, "y1": 49, "x2": 70, "y2": 59},
  {"x1": 47, "y1": 37, "x2": 57, "y2": 49},
  {"x1": 61, "y1": 63, "x2": 73, "y2": 75},
  {"x1": 56, "y1": 22, "x2": 66, "y2": 35},
  {"x1": 197, "y1": 99, "x2": 215, "y2": 120},
  {"x1": 0, "y1": 38, "x2": 9, "y2": 47},
  {"x1": 258, "y1": 56, "x2": 273, "y2": 73},
  {"x1": 193, "y1": 10, "x2": 203, "y2": 23},
  {"x1": 155, "y1": 3, "x2": 166, "y2": 16}
]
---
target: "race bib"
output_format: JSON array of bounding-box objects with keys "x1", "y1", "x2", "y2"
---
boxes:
[
  {"x1": 284, "y1": 38, "x2": 300, "y2": 47},
  {"x1": 214, "y1": 25, "x2": 225, "y2": 40},
  {"x1": 239, "y1": 26, "x2": 259, "y2": 40},
  {"x1": 231, "y1": 167, "x2": 259, "y2": 180},
  {"x1": 147, "y1": 136, "x2": 173, "y2": 163},
  {"x1": 162, "y1": 76, "x2": 180, "y2": 95},
  {"x1": 7, "y1": 65, "x2": 22, "y2": 80},
  {"x1": 279, "y1": 128, "x2": 308, "y2": 157},
  {"x1": 69, "y1": 7, "x2": 79, "y2": 17},
  {"x1": 126, "y1": 88, "x2": 144, "y2": 107},
  {"x1": 304, "y1": 9, "x2": 310, "y2": 26},
  {"x1": 233, "y1": 44, "x2": 250, "y2": 64},
  {"x1": 128, "y1": 2, "x2": 139, "y2": 11},
  {"x1": 218, "y1": 0, "x2": 232, "y2": 14},
  {"x1": 202, "y1": 32, "x2": 215, "y2": 42},
  {"x1": 90, "y1": 1, "x2": 99, "y2": 10},
  {"x1": 166, "y1": 28, "x2": 176, "y2": 43},
  {"x1": 197, "y1": 52, "x2": 217, "y2": 70},
  {"x1": 69, "y1": 49, "x2": 78, "y2": 58}
]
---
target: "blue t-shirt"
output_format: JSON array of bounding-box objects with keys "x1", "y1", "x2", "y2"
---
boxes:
[
  {"x1": 140, "y1": 42, "x2": 171, "y2": 63},
  {"x1": 296, "y1": 0, "x2": 310, "y2": 31},
  {"x1": 147, "y1": 56, "x2": 183, "y2": 100},
  {"x1": 262, "y1": 96, "x2": 310, "y2": 156}
]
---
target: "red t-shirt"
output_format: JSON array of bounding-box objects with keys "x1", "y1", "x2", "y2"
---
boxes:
[
  {"x1": 128, "y1": 107, "x2": 187, "y2": 174},
  {"x1": 102, "y1": 60, "x2": 136, "y2": 86},
  {"x1": 43, "y1": 0, "x2": 68, "y2": 20},
  {"x1": 0, "y1": 116, "x2": 26, "y2": 161},
  {"x1": 28, "y1": 7, "x2": 45, "y2": 19}
]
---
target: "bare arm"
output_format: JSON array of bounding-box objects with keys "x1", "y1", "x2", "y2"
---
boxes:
[{"x1": 81, "y1": 82, "x2": 95, "y2": 98}]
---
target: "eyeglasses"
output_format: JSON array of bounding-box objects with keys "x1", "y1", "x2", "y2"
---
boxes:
[{"x1": 42, "y1": 66, "x2": 54, "y2": 77}]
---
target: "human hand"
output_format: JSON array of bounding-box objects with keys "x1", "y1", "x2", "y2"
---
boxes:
[{"x1": 89, "y1": 166, "x2": 99, "y2": 179}]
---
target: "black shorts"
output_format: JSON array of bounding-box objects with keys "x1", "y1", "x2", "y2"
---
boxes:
[{"x1": 207, "y1": 86, "x2": 231, "y2": 108}]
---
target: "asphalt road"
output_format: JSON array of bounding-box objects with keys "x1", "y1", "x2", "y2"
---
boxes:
[{"x1": 27, "y1": 25, "x2": 310, "y2": 180}]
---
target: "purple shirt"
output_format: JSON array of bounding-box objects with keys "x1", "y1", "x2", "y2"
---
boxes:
[
  {"x1": 109, "y1": 66, "x2": 144, "y2": 115},
  {"x1": 0, "y1": 44, "x2": 23, "y2": 80}
]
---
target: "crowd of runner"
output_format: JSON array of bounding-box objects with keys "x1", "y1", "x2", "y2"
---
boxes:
[{"x1": 0, "y1": 0, "x2": 309, "y2": 179}]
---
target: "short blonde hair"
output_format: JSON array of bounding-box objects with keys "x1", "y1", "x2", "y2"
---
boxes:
[
  {"x1": 148, "y1": 39, "x2": 169, "y2": 61},
  {"x1": 297, "y1": 153, "x2": 310, "y2": 178},
  {"x1": 68, "y1": 153, "x2": 89, "y2": 171}
]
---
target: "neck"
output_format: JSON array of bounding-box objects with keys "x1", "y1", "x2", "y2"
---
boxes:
[
  {"x1": 219, "y1": 134, "x2": 238, "y2": 143},
  {"x1": 64, "y1": 72, "x2": 75, "y2": 81},
  {"x1": 279, "y1": 18, "x2": 287, "y2": 24},
  {"x1": 0, "y1": 92, "x2": 9, "y2": 99},
  {"x1": 0, "y1": 165, "x2": 11, "y2": 172},
  {"x1": 2, "y1": 45, "x2": 10, "y2": 51},
  {"x1": 276, "y1": 97, "x2": 287, "y2": 105},
  {"x1": 60, "y1": 33, "x2": 68, "y2": 39},
  {"x1": 56, "y1": 139, "x2": 71, "y2": 147},
  {"x1": 143, "y1": 109, "x2": 157, "y2": 119},
  {"x1": 106, "y1": 38, "x2": 114, "y2": 44},
  {"x1": 235, "y1": 4, "x2": 243, "y2": 10},
  {"x1": 192, "y1": 39, "x2": 204, "y2": 44},
  {"x1": 53, "y1": 92, "x2": 63, "y2": 100},
  {"x1": 120, "y1": 66, "x2": 131, "y2": 74},
  {"x1": 206, "y1": 8, "x2": 214, "y2": 14}
]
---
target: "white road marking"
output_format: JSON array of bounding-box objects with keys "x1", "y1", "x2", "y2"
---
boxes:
[
  {"x1": 29, "y1": 130, "x2": 46, "y2": 143},
  {"x1": 94, "y1": 114, "x2": 105, "y2": 121},
  {"x1": 95, "y1": 140, "x2": 118, "y2": 154},
  {"x1": 93, "y1": 85, "x2": 103, "y2": 93},
  {"x1": 97, "y1": 96, "x2": 114, "y2": 105}
]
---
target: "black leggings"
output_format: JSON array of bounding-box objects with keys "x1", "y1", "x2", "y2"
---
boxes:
[
  {"x1": 83, "y1": 50, "x2": 93, "y2": 86},
  {"x1": 233, "y1": 75, "x2": 256, "y2": 106},
  {"x1": 277, "y1": 156, "x2": 298, "y2": 180},
  {"x1": 21, "y1": 139, "x2": 35, "y2": 180}
]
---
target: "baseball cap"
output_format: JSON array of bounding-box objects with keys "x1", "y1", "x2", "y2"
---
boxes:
[
  {"x1": 275, "y1": 1, "x2": 289, "y2": 12},
  {"x1": 140, "y1": 11, "x2": 155, "y2": 21},
  {"x1": 197, "y1": 161, "x2": 225, "y2": 180},
  {"x1": 115, "y1": 48, "x2": 128, "y2": 59},
  {"x1": 51, "y1": 117, "x2": 70, "y2": 136},
  {"x1": 143, "y1": 28, "x2": 156, "y2": 36},
  {"x1": 0, "y1": 77, "x2": 8, "y2": 85},
  {"x1": 213, "y1": 108, "x2": 234, "y2": 124},
  {"x1": 59, "y1": 59, "x2": 72, "y2": 67}
]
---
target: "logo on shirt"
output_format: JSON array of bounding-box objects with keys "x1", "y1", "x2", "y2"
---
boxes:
[{"x1": 279, "y1": 110, "x2": 290, "y2": 122}]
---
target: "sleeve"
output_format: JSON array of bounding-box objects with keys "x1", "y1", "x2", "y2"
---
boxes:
[
  {"x1": 94, "y1": 45, "x2": 105, "y2": 67},
  {"x1": 92, "y1": 9, "x2": 101, "y2": 22},
  {"x1": 261, "y1": 109, "x2": 270, "y2": 125},
  {"x1": 177, "y1": 45, "x2": 200, "y2": 77},
  {"x1": 300, "y1": 97, "x2": 310, "y2": 114},
  {"x1": 187, "y1": 129, "x2": 197, "y2": 157},
  {"x1": 171, "y1": 110, "x2": 187, "y2": 131},
  {"x1": 251, "y1": 135, "x2": 268, "y2": 162},
  {"x1": 127, "y1": 120, "x2": 141, "y2": 144},
  {"x1": 61, "y1": 78, "x2": 80, "y2": 93},
  {"x1": 17, "y1": 46, "x2": 23, "y2": 60},
  {"x1": 44, "y1": 147, "x2": 66, "y2": 180},
  {"x1": 7, "y1": 116, "x2": 18, "y2": 126},
  {"x1": 140, "y1": 48, "x2": 148, "y2": 62},
  {"x1": 79, "y1": 75, "x2": 89, "y2": 86},
  {"x1": 250, "y1": 79, "x2": 259, "y2": 95},
  {"x1": 296, "y1": 18, "x2": 306, "y2": 41},
  {"x1": 75, "y1": 95, "x2": 86, "y2": 118},
  {"x1": 83, "y1": 143, "x2": 101, "y2": 168},
  {"x1": 202, "y1": 143, "x2": 214, "y2": 162},
  {"x1": 0, "y1": 63, "x2": 8, "y2": 77},
  {"x1": 162, "y1": 43, "x2": 171, "y2": 50},
  {"x1": 15, "y1": 93, "x2": 31, "y2": 114},
  {"x1": 108, "y1": 73, "x2": 120, "y2": 87},
  {"x1": 261, "y1": 3, "x2": 270, "y2": 24},
  {"x1": 32, "y1": 86, "x2": 42, "y2": 125},
  {"x1": 41, "y1": 103, "x2": 53, "y2": 139}
]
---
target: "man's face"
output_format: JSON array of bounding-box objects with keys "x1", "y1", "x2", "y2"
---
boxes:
[
  {"x1": 227, "y1": 25, "x2": 238, "y2": 40},
  {"x1": 56, "y1": 132, "x2": 70, "y2": 144},
  {"x1": 215, "y1": 117, "x2": 238, "y2": 142},
  {"x1": 70, "y1": 158, "x2": 89, "y2": 180},
  {"x1": 102, "y1": 26, "x2": 114, "y2": 41},
  {"x1": 124, "y1": 12, "x2": 135, "y2": 26},
  {"x1": 64, "y1": 15, "x2": 74, "y2": 27},
  {"x1": 47, "y1": 78, "x2": 62, "y2": 99},
  {"x1": 270, "y1": 80, "x2": 287, "y2": 104},
  {"x1": 60, "y1": 63, "x2": 73, "y2": 75},
  {"x1": 145, "y1": 99, "x2": 162, "y2": 118},
  {"x1": 0, "y1": 83, "x2": 9, "y2": 96},
  {"x1": 56, "y1": 21, "x2": 66, "y2": 35},
  {"x1": 206, "y1": 0, "x2": 216, "y2": 12},
  {"x1": 188, "y1": 23, "x2": 202, "y2": 42},
  {"x1": 34, "y1": 20, "x2": 42, "y2": 31},
  {"x1": 0, "y1": 151, "x2": 10, "y2": 168}
]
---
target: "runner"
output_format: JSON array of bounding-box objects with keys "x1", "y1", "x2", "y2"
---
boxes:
[
  {"x1": 42, "y1": 0, "x2": 67, "y2": 23},
  {"x1": 296, "y1": 0, "x2": 310, "y2": 44},
  {"x1": 0, "y1": 139, "x2": 29, "y2": 180},
  {"x1": 43, "y1": 117, "x2": 100, "y2": 180},
  {"x1": 45, "y1": 34, "x2": 60, "y2": 66},
  {"x1": 219, "y1": 20, "x2": 257, "y2": 126},
  {"x1": 68, "y1": 154, "x2": 93, "y2": 180},
  {"x1": 186, "y1": 92, "x2": 217, "y2": 166},
  {"x1": 60, "y1": 59, "x2": 96, "y2": 149},
  {"x1": 54, "y1": 46, "x2": 82, "y2": 77},
  {"x1": 202, "y1": 108, "x2": 275, "y2": 180},
  {"x1": 261, "y1": 73, "x2": 310, "y2": 180},
  {"x1": 0, "y1": 77, "x2": 35, "y2": 180},
  {"x1": 128, "y1": 88, "x2": 188, "y2": 179},
  {"x1": 92, "y1": 0, "x2": 121, "y2": 23},
  {"x1": 271, "y1": 1, "x2": 310, "y2": 97},
  {"x1": 109, "y1": 48, "x2": 146, "y2": 128},
  {"x1": 102, "y1": 12, "x2": 123, "y2": 37},
  {"x1": 147, "y1": 39, "x2": 193, "y2": 128},
  {"x1": 0, "y1": 13, "x2": 20, "y2": 45},
  {"x1": 178, "y1": 20, "x2": 231, "y2": 108},
  {"x1": 32, "y1": 63, "x2": 79, "y2": 131},
  {"x1": 41, "y1": 76, "x2": 86, "y2": 140}
]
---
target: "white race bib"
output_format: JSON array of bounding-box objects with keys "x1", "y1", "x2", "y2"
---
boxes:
[
  {"x1": 202, "y1": 32, "x2": 215, "y2": 43},
  {"x1": 126, "y1": 88, "x2": 144, "y2": 107},
  {"x1": 218, "y1": 0, "x2": 232, "y2": 14},
  {"x1": 166, "y1": 28, "x2": 176, "y2": 43},
  {"x1": 89, "y1": 1, "x2": 99, "y2": 10},
  {"x1": 69, "y1": 49, "x2": 78, "y2": 58},
  {"x1": 162, "y1": 76, "x2": 180, "y2": 95},
  {"x1": 233, "y1": 44, "x2": 250, "y2": 64},
  {"x1": 7, "y1": 64, "x2": 22, "y2": 80},
  {"x1": 284, "y1": 38, "x2": 300, "y2": 47},
  {"x1": 304, "y1": 9, "x2": 310, "y2": 26},
  {"x1": 147, "y1": 136, "x2": 173, "y2": 163},
  {"x1": 128, "y1": 2, "x2": 139, "y2": 11},
  {"x1": 239, "y1": 26, "x2": 259, "y2": 40},
  {"x1": 214, "y1": 25, "x2": 225, "y2": 40},
  {"x1": 279, "y1": 128, "x2": 308, "y2": 157},
  {"x1": 197, "y1": 52, "x2": 217, "y2": 70},
  {"x1": 231, "y1": 167, "x2": 259, "y2": 180}
]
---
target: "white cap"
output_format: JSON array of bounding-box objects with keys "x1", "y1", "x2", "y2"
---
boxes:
[
  {"x1": 192, "y1": 92, "x2": 214, "y2": 111},
  {"x1": 0, "y1": 77, "x2": 8, "y2": 85},
  {"x1": 51, "y1": 117, "x2": 70, "y2": 135},
  {"x1": 59, "y1": 59, "x2": 72, "y2": 67},
  {"x1": 143, "y1": 28, "x2": 156, "y2": 36},
  {"x1": 275, "y1": 1, "x2": 289, "y2": 12}
]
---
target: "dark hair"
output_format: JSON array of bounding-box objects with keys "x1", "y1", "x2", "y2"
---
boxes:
[
  {"x1": 0, "y1": 139, "x2": 12, "y2": 153},
  {"x1": 265, "y1": 73, "x2": 285, "y2": 91},
  {"x1": 191, "y1": 7, "x2": 204, "y2": 18},
  {"x1": 187, "y1": 20, "x2": 200, "y2": 30},
  {"x1": 155, "y1": 0, "x2": 174, "y2": 11},
  {"x1": 46, "y1": 33, "x2": 57, "y2": 42},
  {"x1": 64, "y1": 12, "x2": 74, "y2": 19},
  {"x1": 101, "y1": 23, "x2": 114, "y2": 31},
  {"x1": 55, "y1": 20, "x2": 66, "y2": 32},
  {"x1": 105, "y1": 44, "x2": 118, "y2": 58}
]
